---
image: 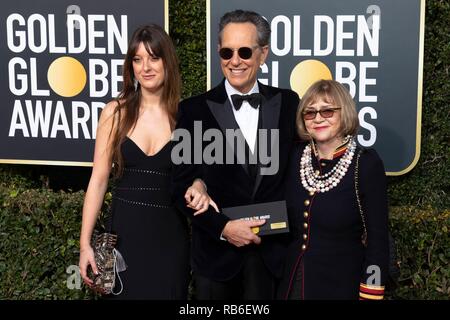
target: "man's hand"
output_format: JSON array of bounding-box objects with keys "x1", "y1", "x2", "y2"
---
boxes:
[{"x1": 222, "y1": 219, "x2": 266, "y2": 247}]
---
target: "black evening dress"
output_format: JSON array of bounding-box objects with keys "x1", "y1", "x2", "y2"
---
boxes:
[{"x1": 107, "y1": 137, "x2": 190, "y2": 299}]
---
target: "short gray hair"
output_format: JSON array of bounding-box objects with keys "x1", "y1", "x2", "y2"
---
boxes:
[{"x1": 218, "y1": 10, "x2": 271, "y2": 47}]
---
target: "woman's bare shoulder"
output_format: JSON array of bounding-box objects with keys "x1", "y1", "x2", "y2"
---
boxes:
[{"x1": 102, "y1": 99, "x2": 126, "y2": 115}]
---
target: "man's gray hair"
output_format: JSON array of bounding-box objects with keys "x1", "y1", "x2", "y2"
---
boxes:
[{"x1": 218, "y1": 10, "x2": 271, "y2": 47}]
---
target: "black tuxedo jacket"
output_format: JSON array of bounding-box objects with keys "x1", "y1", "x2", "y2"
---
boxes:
[{"x1": 171, "y1": 80, "x2": 299, "y2": 281}]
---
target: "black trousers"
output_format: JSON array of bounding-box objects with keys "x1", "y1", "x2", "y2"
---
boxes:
[{"x1": 194, "y1": 250, "x2": 275, "y2": 300}]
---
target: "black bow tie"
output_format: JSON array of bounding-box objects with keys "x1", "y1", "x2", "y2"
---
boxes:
[{"x1": 231, "y1": 93, "x2": 262, "y2": 111}]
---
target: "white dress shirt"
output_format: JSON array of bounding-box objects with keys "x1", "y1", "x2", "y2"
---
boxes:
[{"x1": 225, "y1": 79, "x2": 260, "y2": 153}]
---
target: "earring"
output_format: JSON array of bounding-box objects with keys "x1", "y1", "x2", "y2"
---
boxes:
[
  {"x1": 133, "y1": 79, "x2": 139, "y2": 91},
  {"x1": 342, "y1": 135, "x2": 351, "y2": 144}
]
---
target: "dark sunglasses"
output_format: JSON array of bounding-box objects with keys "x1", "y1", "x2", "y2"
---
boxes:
[
  {"x1": 219, "y1": 45, "x2": 260, "y2": 60},
  {"x1": 302, "y1": 107, "x2": 341, "y2": 120}
]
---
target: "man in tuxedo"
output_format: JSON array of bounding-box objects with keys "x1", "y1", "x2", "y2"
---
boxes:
[{"x1": 171, "y1": 10, "x2": 299, "y2": 299}]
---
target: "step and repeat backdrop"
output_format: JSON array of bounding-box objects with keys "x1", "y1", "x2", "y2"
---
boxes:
[
  {"x1": 208, "y1": 0, "x2": 425, "y2": 175},
  {"x1": 1, "y1": 0, "x2": 424, "y2": 175},
  {"x1": 0, "y1": 0, "x2": 167, "y2": 166}
]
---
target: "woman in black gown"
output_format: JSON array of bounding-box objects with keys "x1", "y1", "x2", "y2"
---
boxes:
[
  {"x1": 79, "y1": 25, "x2": 214, "y2": 299},
  {"x1": 278, "y1": 80, "x2": 389, "y2": 300}
]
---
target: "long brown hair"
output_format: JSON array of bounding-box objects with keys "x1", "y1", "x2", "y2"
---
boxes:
[{"x1": 109, "y1": 24, "x2": 181, "y2": 178}]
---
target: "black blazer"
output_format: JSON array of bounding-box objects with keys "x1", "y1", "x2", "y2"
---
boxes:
[
  {"x1": 278, "y1": 143, "x2": 389, "y2": 299},
  {"x1": 171, "y1": 80, "x2": 299, "y2": 281}
]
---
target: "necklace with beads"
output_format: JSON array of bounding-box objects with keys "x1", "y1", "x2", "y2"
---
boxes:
[{"x1": 300, "y1": 136, "x2": 356, "y2": 193}]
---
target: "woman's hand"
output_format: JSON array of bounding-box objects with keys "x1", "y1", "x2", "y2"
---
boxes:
[
  {"x1": 184, "y1": 179, "x2": 219, "y2": 215},
  {"x1": 79, "y1": 245, "x2": 99, "y2": 287}
]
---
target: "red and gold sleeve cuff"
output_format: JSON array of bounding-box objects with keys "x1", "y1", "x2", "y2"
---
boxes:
[{"x1": 359, "y1": 283, "x2": 385, "y2": 300}]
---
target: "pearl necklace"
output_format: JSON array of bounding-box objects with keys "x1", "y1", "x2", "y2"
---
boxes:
[{"x1": 300, "y1": 137, "x2": 356, "y2": 193}]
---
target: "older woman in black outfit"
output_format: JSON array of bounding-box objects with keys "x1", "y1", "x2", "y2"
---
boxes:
[{"x1": 278, "y1": 80, "x2": 389, "y2": 300}]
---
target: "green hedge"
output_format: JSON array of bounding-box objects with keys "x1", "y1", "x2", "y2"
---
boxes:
[
  {"x1": 387, "y1": 0, "x2": 450, "y2": 211},
  {"x1": 0, "y1": 0, "x2": 448, "y2": 299},
  {"x1": 1, "y1": 173, "x2": 448, "y2": 299},
  {"x1": 388, "y1": 207, "x2": 449, "y2": 299},
  {"x1": 0, "y1": 184, "x2": 93, "y2": 299},
  {"x1": 170, "y1": 0, "x2": 207, "y2": 98}
]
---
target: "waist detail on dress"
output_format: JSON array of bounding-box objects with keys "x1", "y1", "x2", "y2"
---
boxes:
[
  {"x1": 113, "y1": 167, "x2": 172, "y2": 208},
  {"x1": 113, "y1": 196, "x2": 171, "y2": 209},
  {"x1": 115, "y1": 186, "x2": 162, "y2": 191},
  {"x1": 123, "y1": 167, "x2": 170, "y2": 176}
]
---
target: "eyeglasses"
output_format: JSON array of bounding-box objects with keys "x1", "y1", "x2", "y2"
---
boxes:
[
  {"x1": 302, "y1": 108, "x2": 341, "y2": 120},
  {"x1": 219, "y1": 45, "x2": 260, "y2": 60}
]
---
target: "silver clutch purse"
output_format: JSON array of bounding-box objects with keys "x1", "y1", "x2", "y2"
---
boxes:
[{"x1": 89, "y1": 230, "x2": 127, "y2": 295}]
